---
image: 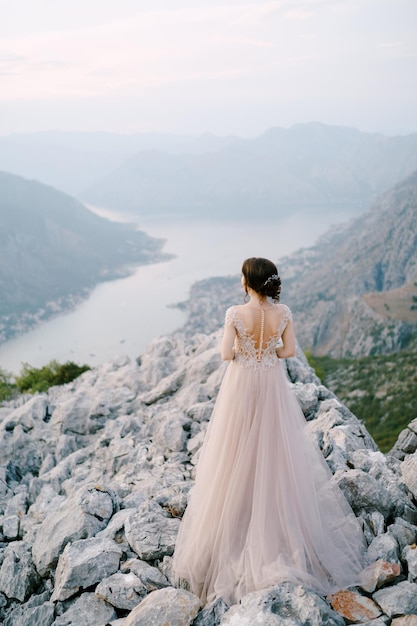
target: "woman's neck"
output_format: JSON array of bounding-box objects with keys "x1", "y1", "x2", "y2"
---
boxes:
[{"x1": 247, "y1": 292, "x2": 272, "y2": 309}]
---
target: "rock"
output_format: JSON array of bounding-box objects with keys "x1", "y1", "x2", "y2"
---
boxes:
[
  {"x1": 53, "y1": 592, "x2": 117, "y2": 626},
  {"x1": 391, "y1": 617, "x2": 417, "y2": 626},
  {"x1": 335, "y1": 469, "x2": 393, "y2": 518},
  {"x1": 403, "y1": 544, "x2": 417, "y2": 582},
  {"x1": 32, "y1": 485, "x2": 116, "y2": 576},
  {"x1": 389, "y1": 518, "x2": 417, "y2": 552},
  {"x1": 121, "y1": 558, "x2": 169, "y2": 591},
  {"x1": 51, "y1": 537, "x2": 122, "y2": 602},
  {"x1": 124, "y1": 587, "x2": 200, "y2": 626},
  {"x1": 194, "y1": 597, "x2": 229, "y2": 626},
  {"x1": 2, "y1": 492, "x2": 27, "y2": 540},
  {"x1": 95, "y1": 572, "x2": 146, "y2": 610},
  {"x1": 373, "y1": 581, "x2": 417, "y2": 618},
  {"x1": 221, "y1": 582, "x2": 345, "y2": 625},
  {"x1": 3, "y1": 590, "x2": 54, "y2": 626},
  {"x1": 291, "y1": 382, "x2": 319, "y2": 418},
  {"x1": 367, "y1": 532, "x2": 400, "y2": 564},
  {"x1": 361, "y1": 511, "x2": 386, "y2": 544},
  {"x1": 0, "y1": 541, "x2": 40, "y2": 602},
  {"x1": 359, "y1": 619, "x2": 390, "y2": 626},
  {"x1": 125, "y1": 500, "x2": 180, "y2": 561},
  {"x1": 401, "y1": 453, "x2": 417, "y2": 499},
  {"x1": 359, "y1": 559, "x2": 401, "y2": 593},
  {"x1": 327, "y1": 589, "x2": 382, "y2": 623}
]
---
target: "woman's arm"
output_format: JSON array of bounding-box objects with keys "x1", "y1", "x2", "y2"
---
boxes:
[
  {"x1": 221, "y1": 323, "x2": 236, "y2": 360},
  {"x1": 276, "y1": 319, "x2": 296, "y2": 358}
]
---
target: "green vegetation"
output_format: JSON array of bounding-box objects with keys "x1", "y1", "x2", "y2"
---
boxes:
[
  {"x1": 306, "y1": 350, "x2": 417, "y2": 453},
  {"x1": 0, "y1": 360, "x2": 90, "y2": 400},
  {"x1": 0, "y1": 369, "x2": 17, "y2": 401}
]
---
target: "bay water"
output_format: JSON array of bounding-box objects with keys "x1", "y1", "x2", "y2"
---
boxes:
[{"x1": 0, "y1": 208, "x2": 351, "y2": 374}]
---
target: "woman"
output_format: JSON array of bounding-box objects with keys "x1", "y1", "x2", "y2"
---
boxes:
[{"x1": 173, "y1": 257, "x2": 366, "y2": 606}]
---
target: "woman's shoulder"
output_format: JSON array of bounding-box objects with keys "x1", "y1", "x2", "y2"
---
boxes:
[{"x1": 276, "y1": 302, "x2": 292, "y2": 320}]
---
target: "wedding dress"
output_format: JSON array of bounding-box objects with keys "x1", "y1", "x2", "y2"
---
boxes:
[{"x1": 173, "y1": 303, "x2": 366, "y2": 606}]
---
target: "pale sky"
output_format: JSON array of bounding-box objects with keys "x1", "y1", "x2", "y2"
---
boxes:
[{"x1": 1, "y1": 0, "x2": 416, "y2": 136}]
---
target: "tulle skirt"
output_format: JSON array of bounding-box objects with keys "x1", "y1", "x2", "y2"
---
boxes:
[{"x1": 173, "y1": 359, "x2": 367, "y2": 606}]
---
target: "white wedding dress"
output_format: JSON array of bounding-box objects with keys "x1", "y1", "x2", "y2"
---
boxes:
[{"x1": 173, "y1": 303, "x2": 366, "y2": 606}]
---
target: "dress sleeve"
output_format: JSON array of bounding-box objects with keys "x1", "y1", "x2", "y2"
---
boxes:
[
  {"x1": 224, "y1": 306, "x2": 236, "y2": 328},
  {"x1": 281, "y1": 304, "x2": 293, "y2": 323}
]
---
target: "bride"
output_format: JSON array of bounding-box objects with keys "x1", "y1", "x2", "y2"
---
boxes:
[{"x1": 173, "y1": 257, "x2": 366, "y2": 606}]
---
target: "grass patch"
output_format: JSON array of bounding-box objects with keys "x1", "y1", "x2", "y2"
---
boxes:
[{"x1": 306, "y1": 349, "x2": 417, "y2": 452}]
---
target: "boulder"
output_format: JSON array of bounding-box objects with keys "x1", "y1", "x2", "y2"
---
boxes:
[
  {"x1": 53, "y1": 592, "x2": 117, "y2": 626},
  {"x1": 0, "y1": 541, "x2": 40, "y2": 602},
  {"x1": 95, "y1": 572, "x2": 146, "y2": 610},
  {"x1": 32, "y1": 485, "x2": 116, "y2": 576},
  {"x1": 124, "y1": 587, "x2": 200, "y2": 626},
  {"x1": 221, "y1": 582, "x2": 345, "y2": 626},
  {"x1": 402, "y1": 544, "x2": 417, "y2": 583},
  {"x1": 125, "y1": 500, "x2": 180, "y2": 560},
  {"x1": 327, "y1": 589, "x2": 382, "y2": 623},
  {"x1": 51, "y1": 537, "x2": 122, "y2": 602},
  {"x1": 373, "y1": 581, "x2": 417, "y2": 618},
  {"x1": 194, "y1": 597, "x2": 229, "y2": 626},
  {"x1": 121, "y1": 558, "x2": 169, "y2": 591},
  {"x1": 3, "y1": 590, "x2": 54, "y2": 626},
  {"x1": 359, "y1": 559, "x2": 401, "y2": 593}
]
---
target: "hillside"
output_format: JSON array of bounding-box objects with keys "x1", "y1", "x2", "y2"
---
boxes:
[
  {"x1": 0, "y1": 171, "x2": 169, "y2": 343},
  {"x1": 307, "y1": 349, "x2": 417, "y2": 452},
  {"x1": 0, "y1": 331, "x2": 417, "y2": 624},
  {"x1": 179, "y1": 170, "x2": 417, "y2": 358},
  {"x1": 81, "y1": 123, "x2": 417, "y2": 218}
]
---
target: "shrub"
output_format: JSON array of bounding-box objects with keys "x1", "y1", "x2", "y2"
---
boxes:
[
  {"x1": 15, "y1": 360, "x2": 91, "y2": 393},
  {"x1": 0, "y1": 368, "x2": 17, "y2": 402}
]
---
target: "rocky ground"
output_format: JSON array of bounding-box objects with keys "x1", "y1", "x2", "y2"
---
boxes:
[{"x1": 1, "y1": 328, "x2": 417, "y2": 625}]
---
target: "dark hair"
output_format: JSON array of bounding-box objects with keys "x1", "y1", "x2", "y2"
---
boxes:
[{"x1": 241, "y1": 257, "x2": 281, "y2": 302}]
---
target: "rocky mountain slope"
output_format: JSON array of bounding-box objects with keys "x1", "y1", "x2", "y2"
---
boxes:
[
  {"x1": 82, "y1": 123, "x2": 417, "y2": 219},
  {"x1": 179, "y1": 169, "x2": 417, "y2": 358},
  {"x1": 1, "y1": 328, "x2": 417, "y2": 625},
  {"x1": 0, "y1": 171, "x2": 169, "y2": 343}
]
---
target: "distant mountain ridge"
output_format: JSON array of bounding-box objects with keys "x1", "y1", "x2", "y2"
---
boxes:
[
  {"x1": 0, "y1": 131, "x2": 237, "y2": 196},
  {"x1": 0, "y1": 171, "x2": 168, "y2": 344},
  {"x1": 179, "y1": 169, "x2": 417, "y2": 357},
  {"x1": 81, "y1": 123, "x2": 417, "y2": 219}
]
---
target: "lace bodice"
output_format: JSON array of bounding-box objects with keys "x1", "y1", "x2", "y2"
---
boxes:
[{"x1": 225, "y1": 304, "x2": 292, "y2": 370}]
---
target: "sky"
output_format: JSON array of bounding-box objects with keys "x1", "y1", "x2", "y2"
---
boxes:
[{"x1": 1, "y1": 0, "x2": 416, "y2": 137}]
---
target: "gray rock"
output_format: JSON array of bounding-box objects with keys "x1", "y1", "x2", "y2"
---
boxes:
[
  {"x1": 32, "y1": 485, "x2": 116, "y2": 576},
  {"x1": 53, "y1": 592, "x2": 117, "y2": 626},
  {"x1": 95, "y1": 572, "x2": 146, "y2": 610},
  {"x1": 373, "y1": 581, "x2": 417, "y2": 618},
  {"x1": 335, "y1": 469, "x2": 393, "y2": 518},
  {"x1": 291, "y1": 382, "x2": 319, "y2": 418},
  {"x1": 402, "y1": 453, "x2": 417, "y2": 499},
  {"x1": 194, "y1": 597, "x2": 229, "y2": 626},
  {"x1": 121, "y1": 558, "x2": 169, "y2": 591},
  {"x1": 221, "y1": 582, "x2": 345, "y2": 626},
  {"x1": 51, "y1": 537, "x2": 122, "y2": 602},
  {"x1": 403, "y1": 545, "x2": 417, "y2": 582},
  {"x1": 4, "y1": 591, "x2": 54, "y2": 626},
  {"x1": 158, "y1": 556, "x2": 175, "y2": 585},
  {"x1": 367, "y1": 532, "x2": 400, "y2": 564},
  {"x1": 3, "y1": 492, "x2": 27, "y2": 540},
  {"x1": 391, "y1": 616, "x2": 417, "y2": 626},
  {"x1": 0, "y1": 541, "x2": 40, "y2": 602},
  {"x1": 125, "y1": 500, "x2": 180, "y2": 560},
  {"x1": 389, "y1": 518, "x2": 417, "y2": 552},
  {"x1": 361, "y1": 511, "x2": 386, "y2": 544},
  {"x1": 124, "y1": 587, "x2": 200, "y2": 626}
]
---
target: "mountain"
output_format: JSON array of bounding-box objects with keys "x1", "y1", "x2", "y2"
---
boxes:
[
  {"x1": 178, "y1": 169, "x2": 417, "y2": 357},
  {"x1": 81, "y1": 123, "x2": 417, "y2": 218},
  {"x1": 0, "y1": 329, "x2": 416, "y2": 623},
  {"x1": 0, "y1": 131, "x2": 237, "y2": 196},
  {"x1": 0, "y1": 171, "x2": 169, "y2": 343}
]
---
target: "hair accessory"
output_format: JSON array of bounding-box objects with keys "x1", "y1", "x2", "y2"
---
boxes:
[{"x1": 263, "y1": 274, "x2": 279, "y2": 287}]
